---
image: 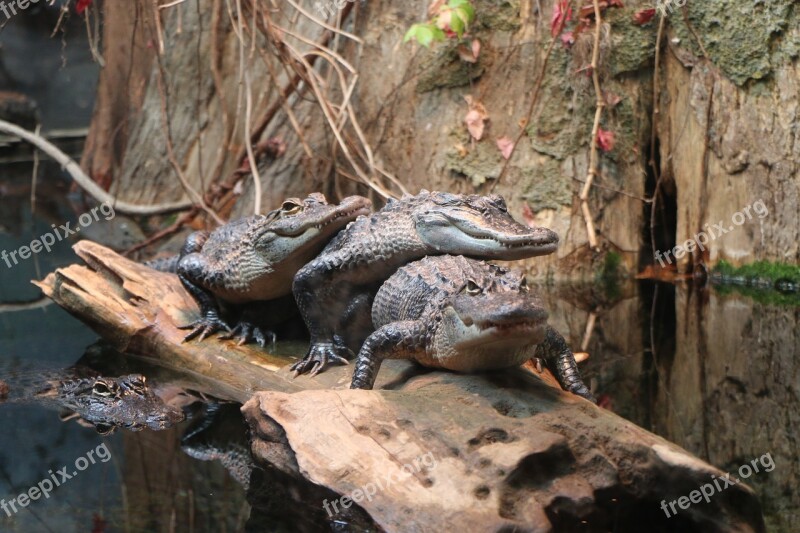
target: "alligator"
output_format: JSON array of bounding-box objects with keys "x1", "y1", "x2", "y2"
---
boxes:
[
  {"x1": 181, "y1": 402, "x2": 255, "y2": 490},
  {"x1": 291, "y1": 190, "x2": 560, "y2": 376},
  {"x1": 151, "y1": 193, "x2": 371, "y2": 345},
  {"x1": 0, "y1": 372, "x2": 185, "y2": 434},
  {"x1": 349, "y1": 255, "x2": 595, "y2": 401}
]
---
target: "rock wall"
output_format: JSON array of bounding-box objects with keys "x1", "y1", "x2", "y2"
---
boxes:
[{"x1": 83, "y1": 0, "x2": 799, "y2": 279}]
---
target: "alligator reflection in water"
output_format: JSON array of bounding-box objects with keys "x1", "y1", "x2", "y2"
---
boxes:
[
  {"x1": 180, "y1": 400, "x2": 380, "y2": 531},
  {"x1": 0, "y1": 369, "x2": 185, "y2": 434},
  {"x1": 553, "y1": 280, "x2": 799, "y2": 532}
]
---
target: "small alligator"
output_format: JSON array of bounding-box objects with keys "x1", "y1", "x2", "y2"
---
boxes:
[
  {"x1": 291, "y1": 191, "x2": 559, "y2": 376},
  {"x1": 0, "y1": 372, "x2": 185, "y2": 434},
  {"x1": 349, "y1": 255, "x2": 595, "y2": 401},
  {"x1": 152, "y1": 193, "x2": 371, "y2": 345}
]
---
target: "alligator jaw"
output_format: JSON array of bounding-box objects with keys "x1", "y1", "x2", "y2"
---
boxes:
[
  {"x1": 416, "y1": 211, "x2": 559, "y2": 259},
  {"x1": 453, "y1": 317, "x2": 549, "y2": 350}
]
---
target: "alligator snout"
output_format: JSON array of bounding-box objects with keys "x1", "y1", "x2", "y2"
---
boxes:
[{"x1": 453, "y1": 292, "x2": 548, "y2": 329}]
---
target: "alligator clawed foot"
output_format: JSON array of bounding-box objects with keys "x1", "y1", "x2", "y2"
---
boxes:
[
  {"x1": 291, "y1": 343, "x2": 351, "y2": 378},
  {"x1": 570, "y1": 383, "x2": 597, "y2": 404},
  {"x1": 179, "y1": 315, "x2": 231, "y2": 342},
  {"x1": 219, "y1": 322, "x2": 277, "y2": 348}
]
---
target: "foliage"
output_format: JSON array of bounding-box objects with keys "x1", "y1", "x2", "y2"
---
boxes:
[
  {"x1": 714, "y1": 260, "x2": 800, "y2": 284},
  {"x1": 404, "y1": 0, "x2": 477, "y2": 48}
]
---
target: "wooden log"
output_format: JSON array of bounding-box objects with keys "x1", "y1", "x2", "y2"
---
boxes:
[{"x1": 37, "y1": 241, "x2": 766, "y2": 532}]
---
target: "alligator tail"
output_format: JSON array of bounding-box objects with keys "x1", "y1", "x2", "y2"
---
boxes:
[{"x1": 144, "y1": 254, "x2": 181, "y2": 273}]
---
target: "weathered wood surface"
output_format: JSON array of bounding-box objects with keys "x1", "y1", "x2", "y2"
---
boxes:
[{"x1": 37, "y1": 241, "x2": 765, "y2": 532}]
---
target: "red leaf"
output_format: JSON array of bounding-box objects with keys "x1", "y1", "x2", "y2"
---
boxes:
[
  {"x1": 596, "y1": 128, "x2": 616, "y2": 152},
  {"x1": 551, "y1": 0, "x2": 573, "y2": 38},
  {"x1": 76, "y1": 0, "x2": 92, "y2": 14},
  {"x1": 496, "y1": 136, "x2": 515, "y2": 159},
  {"x1": 521, "y1": 203, "x2": 537, "y2": 227},
  {"x1": 464, "y1": 95, "x2": 488, "y2": 141},
  {"x1": 633, "y1": 8, "x2": 656, "y2": 25}
]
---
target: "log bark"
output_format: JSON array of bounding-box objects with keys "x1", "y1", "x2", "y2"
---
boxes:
[{"x1": 36, "y1": 241, "x2": 765, "y2": 532}]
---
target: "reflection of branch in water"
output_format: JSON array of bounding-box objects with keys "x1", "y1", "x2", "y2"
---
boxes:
[
  {"x1": 0, "y1": 295, "x2": 53, "y2": 313},
  {"x1": 0, "y1": 119, "x2": 194, "y2": 216}
]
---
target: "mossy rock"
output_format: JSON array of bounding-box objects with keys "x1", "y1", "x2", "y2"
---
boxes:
[
  {"x1": 520, "y1": 158, "x2": 573, "y2": 211},
  {"x1": 475, "y1": 0, "x2": 521, "y2": 32},
  {"x1": 445, "y1": 141, "x2": 504, "y2": 187},
  {"x1": 606, "y1": 7, "x2": 658, "y2": 76},
  {"x1": 526, "y1": 47, "x2": 594, "y2": 159},
  {"x1": 668, "y1": 1, "x2": 797, "y2": 86},
  {"x1": 416, "y1": 41, "x2": 486, "y2": 93}
]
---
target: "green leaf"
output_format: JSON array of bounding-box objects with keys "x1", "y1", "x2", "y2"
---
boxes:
[
  {"x1": 448, "y1": 0, "x2": 470, "y2": 9},
  {"x1": 417, "y1": 25, "x2": 435, "y2": 47},
  {"x1": 449, "y1": 0, "x2": 475, "y2": 22},
  {"x1": 404, "y1": 23, "x2": 421, "y2": 43},
  {"x1": 449, "y1": 11, "x2": 465, "y2": 35},
  {"x1": 404, "y1": 22, "x2": 447, "y2": 47}
]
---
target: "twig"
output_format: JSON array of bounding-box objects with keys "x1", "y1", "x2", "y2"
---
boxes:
[
  {"x1": 0, "y1": 297, "x2": 53, "y2": 313},
  {"x1": 123, "y1": 208, "x2": 198, "y2": 256},
  {"x1": 0, "y1": 119, "x2": 194, "y2": 215},
  {"x1": 30, "y1": 123, "x2": 41, "y2": 214},
  {"x1": 579, "y1": 0, "x2": 604, "y2": 251},
  {"x1": 649, "y1": 12, "x2": 667, "y2": 259},
  {"x1": 152, "y1": 27, "x2": 224, "y2": 224},
  {"x1": 580, "y1": 311, "x2": 597, "y2": 352},
  {"x1": 234, "y1": 0, "x2": 263, "y2": 214}
]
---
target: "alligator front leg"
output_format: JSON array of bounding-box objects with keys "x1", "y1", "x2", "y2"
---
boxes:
[
  {"x1": 535, "y1": 326, "x2": 596, "y2": 403},
  {"x1": 291, "y1": 256, "x2": 356, "y2": 376},
  {"x1": 350, "y1": 321, "x2": 427, "y2": 390},
  {"x1": 177, "y1": 231, "x2": 231, "y2": 342}
]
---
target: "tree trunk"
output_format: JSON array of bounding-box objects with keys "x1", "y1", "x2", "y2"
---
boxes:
[{"x1": 80, "y1": 1, "x2": 798, "y2": 279}]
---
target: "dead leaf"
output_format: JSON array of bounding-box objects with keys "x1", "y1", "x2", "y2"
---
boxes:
[
  {"x1": 633, "y1": 8, "x2": 656, "y2": 25},
  {"x1": 463, "y1": 95, "x2": 488, "y2": 141},
  {"x1": 574, "y1": 352, "x2": 590, "y2": 363},
  {"x1": 427, "y1": 0, "x2": 446, "y2": 18},
  {"x1": 604, "y1": 92, "x2": 622, "y2": 107},
  {"x1": 496, "y1": 136, "x2": 515, "y2": 159}
]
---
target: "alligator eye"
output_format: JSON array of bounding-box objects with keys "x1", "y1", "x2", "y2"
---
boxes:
[
  {"x1": 281, "y1": 200, "x2": 303, "y2": 215},
  {"x1": 92, "y1": 381, "x2": 115, "y2": 397},
  {"x1": 94, "y1": 424, "x2": 116, "y2": 436},
  {"x1": 465, "y1": 280, "x2": 482, "y2": 295},
  {"x1": 487, "y1": 194, "x2": 508, "y2": 211}
]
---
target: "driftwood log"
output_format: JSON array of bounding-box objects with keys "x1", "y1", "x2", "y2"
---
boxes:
[{"x1": 37, "y1": 241, "x2": 765, "y2": 532}]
